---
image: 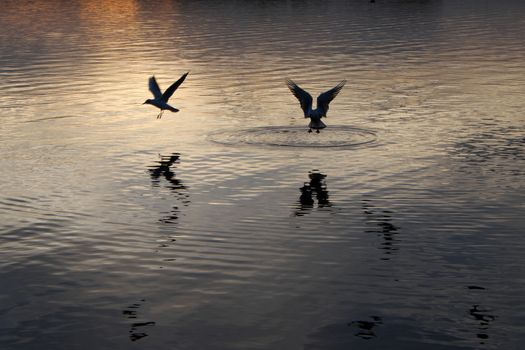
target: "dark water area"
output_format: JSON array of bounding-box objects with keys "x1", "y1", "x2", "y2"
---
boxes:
[{"x1": 1, "y1": 0, "x2": 525, "y2": 349}]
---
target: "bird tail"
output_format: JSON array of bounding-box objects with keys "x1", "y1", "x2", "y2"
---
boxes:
[{"x1": 167, "y1": 106, "x2": 179, "y2": 113}]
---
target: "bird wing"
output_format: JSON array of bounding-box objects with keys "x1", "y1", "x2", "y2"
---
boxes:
[
  {"x1": 316, "y1": 80, "x2": 346, "y2": 116},
  {"x1": 148, "y1": 76, "x2": 163, "y2": 99},
  {"x1": 161, "y1": 72, "x2": 189, "y2": 102},
  {"x1": 286, "y1": 79, "x2": 313, "y2": 117}
]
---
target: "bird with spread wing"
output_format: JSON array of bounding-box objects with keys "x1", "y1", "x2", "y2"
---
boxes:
[
  {"x1": 144, "y1": 72, "x2": 189, "y2": 119},
  {"x1": 286, "y1": 79, "x2": 346, "y2": 132}
]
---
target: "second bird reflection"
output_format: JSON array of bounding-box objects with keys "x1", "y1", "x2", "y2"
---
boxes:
[{"x1": 295, "y1": 170, "x2": 331, "y2": 216}]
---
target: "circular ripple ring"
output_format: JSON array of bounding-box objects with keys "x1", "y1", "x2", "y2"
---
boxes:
[{"x1": 208, "y1": 125, "x2": 377, "y2": 148}]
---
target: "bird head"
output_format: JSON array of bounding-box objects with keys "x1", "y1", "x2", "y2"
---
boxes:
[{"x1": 143, "y1": 99, "x2": 154, "y2": 105}]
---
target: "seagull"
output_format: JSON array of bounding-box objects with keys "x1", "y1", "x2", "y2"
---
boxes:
[
  {"x1": 286, "y1": 79, "x2": 346, "y2": 133},
  {"x1": 143, "y1": 72, "x2": 189, "y2": 119}
]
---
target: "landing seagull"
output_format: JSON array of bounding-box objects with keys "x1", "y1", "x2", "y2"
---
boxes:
[
  {"x1": 144, "y1": 72, "x2": 189, "y2": 119},
  {"x1": 286, "y1": 79, "x2": 346, "y2": 133}
]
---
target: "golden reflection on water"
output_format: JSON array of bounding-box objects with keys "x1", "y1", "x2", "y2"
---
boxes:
[{"x1": 79, "y1": 0, "x2": 140, "y2": 33}]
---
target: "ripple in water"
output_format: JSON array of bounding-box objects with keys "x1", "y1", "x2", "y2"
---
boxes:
[{"x1": 208, "y1": 125, "x2": 377, "y2": 148}]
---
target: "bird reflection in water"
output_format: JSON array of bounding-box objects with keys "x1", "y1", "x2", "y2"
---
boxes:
[
  {"x1": 348, "y1": 316, "x2": 383, "y2": 339},
  {"x1": 148, "y1": 153, "x2": 185, "y2": 191},
  {"x1": 148, "y1": 153, "x2": 190, "y2": 226},
  {"x1": 362, "y1": 197, "x2": 399, "y2": 260},
  {"x1": 466, "y1": 285, "x2": 497, "y2": 345},
  {"x1": 295, "y1": 170, "x2": 331, "y2": 216},
  {"x1": 122, "y1": 299, "x2": 156, "y2": 342},
  {"x1": 469, "y1": 304, "x2": 496, "y2": 344}
]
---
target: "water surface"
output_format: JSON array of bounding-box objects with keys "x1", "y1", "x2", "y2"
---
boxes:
[{"x1": 1, "y1": 0, "x2": 525, "y2": 349}]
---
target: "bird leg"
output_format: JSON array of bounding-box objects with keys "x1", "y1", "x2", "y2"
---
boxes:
[
  {"x1": 316, "y1": 129, "x2": 320, "y2": 133},
  {"x1": 157, "y1": 110, "x2": 164, "y2": 119},
  {"x1": 308, "y1": 129, "x2": 313, "y2": 133}
]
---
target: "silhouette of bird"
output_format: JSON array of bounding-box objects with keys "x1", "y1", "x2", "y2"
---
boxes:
[
  {"x1": 144, "y1": 72, "x2": 189, "y2": 119},
  {"x1": 286, "y1": 79, "x2": 346, "y2": 133}
]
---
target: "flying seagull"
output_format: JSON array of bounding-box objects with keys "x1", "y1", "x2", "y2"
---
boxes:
[
  {"x1": 144, "y1": 72, "x2": 189, "y2": 119},
  {"x1": 286, "y1": 79, "x2": 346, "y2": 133}
]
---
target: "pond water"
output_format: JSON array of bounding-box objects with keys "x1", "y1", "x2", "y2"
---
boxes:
[{"x1": 1, "y1": 0, "x2": 524, "y2": 349}]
